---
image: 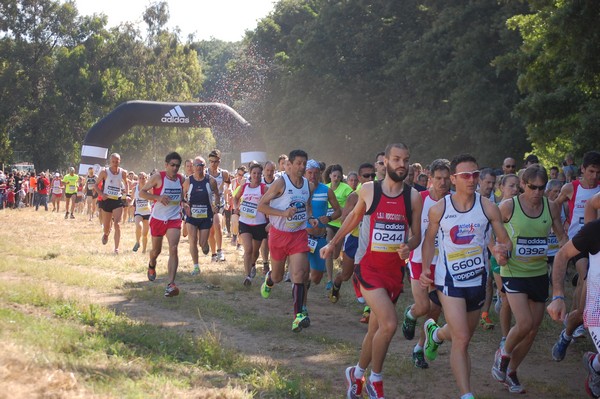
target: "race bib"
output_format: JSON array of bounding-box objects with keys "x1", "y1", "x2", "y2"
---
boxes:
[
  {"x1": 308, "y1": 237, "x2": 318, "y2": 254},
  {"x1": 326, "y1": 207, "x2": 334, "y2": 217},
  {"x1": 240, "y1": 200, "x2": 258, "y2": 219},
  {"x1": 370, "y1": 220, "x2": 405, "y2": 253},
  {"x1": 87, "y1": 183, "x2": 95, "y2": 190},
  {"x1": 447, "y1": 247, "x2": 485, "y2": 281},
  {"x1": 164, "y1": 188, "x2": 182, "y2": 206},
  {"x1": 137, "y1": 199, "x2": 151, "y2": 212},
  {"x1": 191, "y1": 204, "x2": 208, "y2": 219},
  {"x1": 515, "y1": 236, "x2": 547, "y2": 262},
  {"x1": 548, "y1": 233, "x2": 559, "y2": 252},
  {"x1": 104, "y1": 184, "x2": 121, "y2": 200},
  {"x1": 286, "y1": 201, "x2": 307, "y2": 230}
]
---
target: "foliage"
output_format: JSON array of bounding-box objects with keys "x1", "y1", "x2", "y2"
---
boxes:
[{"x1": 503, "y1": 0, "x2": 600, "y2": 166}]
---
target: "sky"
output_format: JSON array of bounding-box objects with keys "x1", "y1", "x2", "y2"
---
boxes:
[{"x1": 74, "y1": 0, "x2": 277, "y2": 42}]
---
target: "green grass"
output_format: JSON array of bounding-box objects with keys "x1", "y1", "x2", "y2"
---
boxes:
[{"x1": 0, "y1": 280, "x2": 315, "y2": 398}]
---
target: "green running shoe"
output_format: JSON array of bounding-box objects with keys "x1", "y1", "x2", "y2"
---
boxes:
[
  {"x1": 424, "y1": 318, "x2": 442, "y2": 361},
  {"x1": 292, "y1": 313, "x2": 307, "y2": 332},
  {"x1": 260, "y1": 273, "x2": 272, "y2": 299},
  {"x1": 402, "y1": 304, "x2": 417, "y2": 340}
]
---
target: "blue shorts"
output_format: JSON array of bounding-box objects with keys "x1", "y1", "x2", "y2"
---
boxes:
[
  {"x1": 185, "y1": 215, "x2": 213, "y2": 230},
  {"x1": 308, "y1": 234, "x2": 327, "y2": 272},
  {"x1": 343, "y1": 234, "x2": 359, "y2": 259},
  {"x1": 435, "y1": 284, "x2": 486, "y2": 312}
]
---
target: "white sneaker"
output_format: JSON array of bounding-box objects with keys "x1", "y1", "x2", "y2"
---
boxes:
[
  {"x1": 217, "y1": 250, "x2": 225, "y2": 262},
  {"x1": 573, "y1": 324, "x2": 587, "y2": 339}
]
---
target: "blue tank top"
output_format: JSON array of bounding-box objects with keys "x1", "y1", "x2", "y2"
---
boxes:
[
  {"x1": 187, "y1": 175, "x2": 213, "y2": 220},
  {"x1": 307, "y1": 183, "x2": 329, "y2": 228}
]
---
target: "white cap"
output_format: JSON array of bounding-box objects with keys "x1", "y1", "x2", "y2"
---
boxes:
[{"x1": 55, "y1": 173, "x2": 60, "y2": 177}]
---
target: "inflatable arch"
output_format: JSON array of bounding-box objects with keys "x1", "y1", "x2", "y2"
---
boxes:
[{"x1": 78, "y1": 100, "x2": 264, "y2": 174}]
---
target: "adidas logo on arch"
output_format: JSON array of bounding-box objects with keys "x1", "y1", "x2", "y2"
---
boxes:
[{"x1": 161, "y1": 105, "x2": 190, "y2": 124}]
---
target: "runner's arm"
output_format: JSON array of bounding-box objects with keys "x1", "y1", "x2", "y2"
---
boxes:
[
  {"x1": 257, "y1": 178, "x2": 291, "y2": 218},
  {"x1": 325, "y1": 187, "x2": 342, "y2": 225},
  {"x1": 93, "y1": 170, "x2": 106, "y2": 196},
  {"x1": 484, "y1": 198, "x2": 512, "y2": 265},
  {"x1": 547, "y1": 240, "x2": 579, "y2": 322},
  {"x1": 549, "y1": 199, "x2": 568, "y2": 247},
  {"x1": 584, "y1": 192, "x2": 600, "y2": 223}
]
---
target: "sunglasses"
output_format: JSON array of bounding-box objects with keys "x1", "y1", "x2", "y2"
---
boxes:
[
  {"x1": 375, "y1": 161, "x2": 384, "y2": 166},
  {"x1": 504, "y1": 164, "x2": 516, "y2": 168},
  {"x1": 194, "y1": 163, "x2": 205, "y2": 167},
  {"x1": 527, "y1": 183, "x2": 546, "y2": 191},
  {"x1": 169, "y1": 163, "x2": 181, "y2": 168},
  {"x1": 362, "y1": 173, "x2": 376, "y2": 179},
  {"x1": 454, "y1": 170, "x2": 480, "y2": 180}
]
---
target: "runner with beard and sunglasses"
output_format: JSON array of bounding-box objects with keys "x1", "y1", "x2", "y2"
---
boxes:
[{"x1": 321, "y1": 143, "x2": 422, "y2": 399}]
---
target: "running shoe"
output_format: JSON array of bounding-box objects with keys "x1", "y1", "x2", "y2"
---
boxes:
[
  {"x1": 326, "y1": 280, "x2": 333, "y2": 291},
  {"x1": 552, "y1": 329, "x2": 572, "y2": 361},
  {"x1": 243, "y1": 276, "x2": 252, "y2": 286},
  {"x1": 292, "y1": 313, "x2": 308, "y2": 332},
  {"x1": 70, "y1": 213, "x2": 75, "y2": 219},
  {"x1": 147, "y1": 266, "x2": 156, "y2": 281},
  {"x1": 132, "y1": 242, "x2": 140, "y2": 252},
  {"x1": 480, "y1": 313, "x2": 495, "y2": 330},
  {"x1": 217, "y1": 250, "x2": 225, "y2": 262},
  {"x1": 191, "y1": 265, "x2": 200, "y2": 276},
  {"x1": 211, "y1": 254, "x2": 218, "y2": 262},
  {"x1": 492, "y1": 348, "x2": 511, "y2": 382},
  {"x1": 284, "y1": 272, "x2": 291, "y2": 282},
  {"x1": 65, "y1": 212, "x2": 69, "y2": 219},
  {"x1": 345, "y1": 366, "x2": 365, "y2": 399},
  {"x1": 413, "y1": 349, "x2": 429, "y2": 369},
  {"x1": 583, "y1": 352, "x2": 600, "y2": 399},
  {"x1": 504, "y1": 371, "x2": 526, "y2": 394},
  {"x1": 330, "y1": 284, "x2": 340, "y2": 303},
  {"x1": 114, "y1": 248, "x2": 119, "y2": 255},
  {"x1": 402, "y1": 305, "x2": 417, "y2": 340},
  {"x1": 201, "y1": 242, "x2": 210, "y2": 255},
  {"x1": 365, "y1": 379, "x2": 384, "y2": 399},
  {"x1": 574, "y1": 324, "x2": 587, "y2": 339},
  {"x1": 101, "y1": 234, "x2": 108, "y2": 245},
  {"x1": 360, "y1": 306, "x2": 371, "y2": 324},
  {"x1": 261, "y1": 273, "x2": 272, "y2": 299},
  {"x1": 164, "y1": 282, "x2": 179, "y2": 297},
  {"x1": 424, "y1": 318, "x2": 442, "y2": 361},
  {"x1": 499, "y1": 337, "x2": 506, "y2": 349},
  {"x1": 357, "y1": 296, "x2": 366, "y2": 304},
  {"x1": 249, "y1": 264, "x2": 257, "y2": 279},
  {"x1": 301, "y1": 306, "x2": 310, "y2": 328}
]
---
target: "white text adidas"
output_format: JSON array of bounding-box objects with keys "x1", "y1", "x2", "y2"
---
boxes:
[{"x1": 161, "y1": 105, "x2": 190, "y2": 124}]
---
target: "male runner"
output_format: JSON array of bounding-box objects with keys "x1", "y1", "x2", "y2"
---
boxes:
[
  {"x1": 551, "y1": 150, "x2": 600, "y2": 360},
  {"x1": 206, "y1": 149, "x2": 230, "y2": 262},
  {"x1": 140, "y1": 152, "x2": 185, "y2": 297},
  {"x1": 322, "y1": 143, "x2": 422, "y2": 399},
  {"x1": 402, "y1": 158, "x2": 451, "y2": 369},
  {"x1": 419, "y1": 154, "x2": 511, "y2": 399},
  {"x1": 62, "y1": 167, "x2": 79, "y2": 219},
  {"x1": 95, "y1": 154, "x2": 129, "y2": 254},
  {"x1": 258, "y1": 149, "x2": 318, "y2": 332},
  {"x1": 182, "y1": 156, "x2": 219, "y2": 276}
]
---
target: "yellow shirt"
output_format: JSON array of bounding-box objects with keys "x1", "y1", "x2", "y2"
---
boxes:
[{"x1": 62, "y1": 174, "x2": 79, "y2": 194}]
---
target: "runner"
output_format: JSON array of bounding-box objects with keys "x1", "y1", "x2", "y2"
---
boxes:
[
  {"x1": 84, "y1": 167, "x2": 98, "y2": 221},
  {"x1": 329, "y1": 162, "x2": 376, "y2": 305},
  {"x1": 257, "y1": 149, "x2": 318, "y2": 332},
  {"x1": 50, "y1": 173, "x2": 63, "y2": 212},
  {"x1": 491, "y1": 164, "x2": 567, "y2": 394},
  {"x1": 206, "y1": 149, "x2": 230, "y2": 262},
  {"x1": 322, "y1": 143, "x2": 422, "y2": 399},
  {"x1": 304, "y1": 159, "x2": 341, "y2": 315},
  {"x1": 547, "y1": 216, "x2": 600, "y2": 398},
  {"x1": 62, "y1": 167, "x2": 79, "y2": 219},
  {"x1": 402, "y1": 158, "x2": 451, "y2": 369},
  {"x1": 551, "y1": 150, "x2": 600, "y2": 361},
  {"x1": 374, "y1": 151, "x2": 385, "y2": 181},
  {"x1": 230, "y1": 165, "x2": 247, "y2": 249},
  {"x1": 260, "y1": 160, "x2": 277, "y2": 274},
  {"x1": 274, "y1": 154, "x2": 288, "y2": 179},
  {"x1": 234, "y1": 163, "x2": 269, "y2": 285},
  {"x1": 419, "y1": 154, "x2": 511, "y2": 399},
  {"x1": 140, "y1": 152, "x2": 185, "y2": 297},
  {"x1": 95, "y1": 153, "x2": 129, "y2": 254},
  {"x1": 502, "y1": 158, "x2": 517, "y2": 176},
  {"x1": 325, "y1": 164, "x2": 354, "y2": 290},
  {"x1": 182, "y1": 156, "x2": 219, "y2": 276},
  {"x1": 132, "y1": 172, "x2": 151, "y2": 253}
]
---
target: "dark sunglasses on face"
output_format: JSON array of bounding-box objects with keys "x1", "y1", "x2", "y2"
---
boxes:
[
  {"x1": 194, "y1": 163, "x2": 205, "y2": 167},
  {"x1": 505, "y1": 164, "x2": 516, "y2": 168},
  {"x1": 454, "y1": 170, "x2": 480, "y2": 180},
  {"x1": 362, "y1": 173, "x2": 376, "y2": 179},
  {"x1": 527, "y1": 183, "x2": 546, "y2": 191}
]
